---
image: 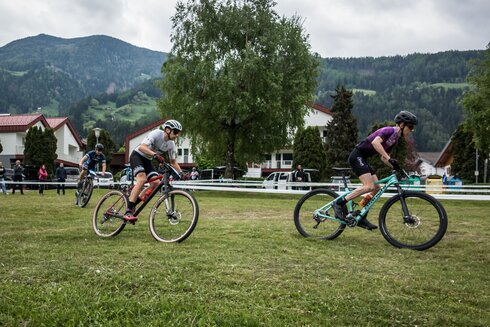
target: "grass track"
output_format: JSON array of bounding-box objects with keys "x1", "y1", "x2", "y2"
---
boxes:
[{"x1": 0, "y1": 189, "x2": 488, "y2": 326}]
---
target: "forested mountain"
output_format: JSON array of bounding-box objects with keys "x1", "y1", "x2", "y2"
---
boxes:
[
  {"x1": 0, "y1": 34, "x2": 483, "y2": 151},
  {"x1": 0, "y1": 34, "x2": 166, "y2": 114},
  {"x1": 316, "y1": 51, "x2": 482, "y2": 151}
]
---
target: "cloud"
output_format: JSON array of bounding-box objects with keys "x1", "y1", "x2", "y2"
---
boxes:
[{"x1": 0, "y1": 0, "x2": 488, "y2": 57}]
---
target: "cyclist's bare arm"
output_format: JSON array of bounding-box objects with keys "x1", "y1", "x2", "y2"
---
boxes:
[
  {"x1": 371, "y1": 136, "x2": 391, "y2": 161},
  {"x1": 170, "y1": 159, "x2": 182, "y2": 174}
]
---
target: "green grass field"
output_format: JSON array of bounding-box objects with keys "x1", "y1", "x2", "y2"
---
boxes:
[{"x1": 0, "y1": 189, "x2": 488, "y2": 326}]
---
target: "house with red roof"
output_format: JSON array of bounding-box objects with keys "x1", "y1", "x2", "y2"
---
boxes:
[
  {"x1": 123, "y1": 103, "x2": 333, "y2": 176},
  {"x1": 0, "y1": 113, "x2": 83, "y2": 167}
]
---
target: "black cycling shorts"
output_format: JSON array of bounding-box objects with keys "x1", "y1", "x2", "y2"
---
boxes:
[
  {"x1": 348, "y1": 148, "x2": 375, "y2": 177},
  {"x1": 129, "y1": 151, "x2": 158, "y2": 180}
]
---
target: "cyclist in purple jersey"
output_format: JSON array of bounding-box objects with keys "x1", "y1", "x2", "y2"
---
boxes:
[{"x1": 332, "y1": 111, "x2": 418, "y2": 230}]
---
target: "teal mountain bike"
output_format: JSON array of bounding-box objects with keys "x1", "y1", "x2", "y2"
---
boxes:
[{"x1": 294, "y1": 167, "x2": 448, "y2": 250}]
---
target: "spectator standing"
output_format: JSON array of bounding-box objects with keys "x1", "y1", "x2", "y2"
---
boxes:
[
  {"x1": 12, "y1": 160, "x2": 24, "y2": 195},
  {"x1": 190, "y1": 167, "x2": 199, "y2": 180},
  {"x1": 38, "y1": 164, "x2": 48, "y2": 195},
  {"x1": 293, "y1": 164, "x2": 305, "y2": 190},
  {"x1": 0, "y1": 161, "x2": 7, "y2": 195},
  {"x1": 56, "y1": 163, "x2": 67, "y2": 195}
]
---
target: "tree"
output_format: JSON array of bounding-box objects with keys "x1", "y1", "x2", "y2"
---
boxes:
[
  {"x1": 451, "y1": 123, "x2": 488, "y2": 183},
  {"x1": 323, "y1": 86, "x2": 358, "y2": 177},
  {"x1": 461, "y1": 43, "x2": 490, "y2": 152},
  {"x1": 24, "y1": 126, "x2": 58, "y2": 175},
  {"x1": 159, "y1": 0, "x2": 319, "y2": 178},
  {"x1": 293, "y1": 127, "x2": 326, "y2": 181},
  {"x1": 86, "y1": 128, "x2": 116, "y2": 167}
]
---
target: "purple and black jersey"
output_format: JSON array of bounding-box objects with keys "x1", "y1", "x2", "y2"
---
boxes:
[{"x1": 355, "y1": 126, "x2": 399, "y2": 157}]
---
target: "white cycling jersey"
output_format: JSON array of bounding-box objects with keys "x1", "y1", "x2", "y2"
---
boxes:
[{"x1": 135, "y1": 129, "x2": 177, "y2": 160}]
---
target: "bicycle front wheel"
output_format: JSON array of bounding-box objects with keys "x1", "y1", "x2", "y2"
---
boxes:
[
  {"x1": 294, "y1": 188, "x2": 345, "y2": 240},
  {"x1": 149, "y1": 189, "x2": 199, "y2": 243},
  {"x1": 379, "y1": 191, "x2": 448, "y2": 250},
  {"x1": 79, "y1": 178, "x2": 94, "y2": 208},
  {"x1": 92, "y1": 190, "x2": 127, "y2": 237}
]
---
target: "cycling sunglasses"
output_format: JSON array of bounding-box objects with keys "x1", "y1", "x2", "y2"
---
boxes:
[
  {"x1": 172, "y1": 129, "x2": 181, "y2": 135},
  {"x1": 406, "y1": 124, "x2": 415, "y2": 131}
]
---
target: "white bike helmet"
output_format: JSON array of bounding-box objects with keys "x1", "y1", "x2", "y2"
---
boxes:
[{"x1": 163, "y1": 119, "x2": 183, "y2": 132}]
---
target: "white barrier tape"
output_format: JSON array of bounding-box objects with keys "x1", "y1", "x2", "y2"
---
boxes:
[
  {"x1": 170, "y1": 181, "x2": 490, "y2": 201},
  {"x1": 1, "y1": 179, "x2": 489, "y2": 200}
]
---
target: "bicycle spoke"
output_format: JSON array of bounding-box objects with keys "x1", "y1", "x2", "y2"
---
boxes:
[
  {"x1": 93, "y1": 191, "x2": 127, "y2": 237},
  {"x1": 379, "y1": 192, "x2": 447, "y2": 250},
  {"x1": 294, "y1": 189, "x2": 345, "y2": 240},
  {"x1": 149, "y1": 190, "x2": 199, "y2": 243}
]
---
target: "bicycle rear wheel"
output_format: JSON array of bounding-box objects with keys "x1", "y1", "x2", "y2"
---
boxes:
[
  {"x1": 79, "y1": 178, "x2": 94, "y2": 208},
  {"x1": 92, "y1": 190, "x2": 127, "y2": 237},
  {"x1": 294, "y1": 188, "x2": 346, "y2": 240},
  {"x1": 149, "y1": 189, "x2": 199, "y2": 243},
  {"x1": 379, "y1": 191, "x2": 448, "y2": 250}
]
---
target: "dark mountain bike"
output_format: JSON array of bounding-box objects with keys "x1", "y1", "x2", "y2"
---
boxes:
[
  {"x1": 92, "y1": 163, "x2": 199, "y2": 243},
  {"x1": 294, "y1": 167, "x2": 448, "y2": 250},
  {"x1": 76, "y1": 169, "x2": 97, "y2": 208}
]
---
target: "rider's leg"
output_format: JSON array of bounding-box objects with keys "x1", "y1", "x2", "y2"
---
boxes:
[
  {"x1": 340, "y1": 174, "x2": 378, "y2": 230},
  {"x1": 78, "y1": 169, "x2": 88, "y2": 191},
  {"x1": 124, "y1": 172, "x2": 147, "y2": 221}
]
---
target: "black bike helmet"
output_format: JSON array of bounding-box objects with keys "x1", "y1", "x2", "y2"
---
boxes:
[
  {"x1": 394, "y1": 111, "x2": 418, "y2": 125},
  {"x1": 95, "y1": 143, "x2": 104, "y2": 151}
]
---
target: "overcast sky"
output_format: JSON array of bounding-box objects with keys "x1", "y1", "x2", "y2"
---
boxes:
[{"x1": 1, "y1": 0, "x2": 488, "y2": 58}]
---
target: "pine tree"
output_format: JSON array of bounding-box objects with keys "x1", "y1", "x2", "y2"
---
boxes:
[
  {"x1": 24, "y1": 126, "x2": 58, "y2": 175},
  {"x1": 323, "y1": 86, "x2": 358, "y2": 177},
  {"x1": 293, "y1": 127, "x2": 327, "y2": 181},
  {"x1": 451, "y1": 123, "x2": 488, "y2": 183}
]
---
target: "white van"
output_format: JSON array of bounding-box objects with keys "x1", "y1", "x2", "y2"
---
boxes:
[{"x1": 262, "y1": 170, "x2": 314, "y2": 190}]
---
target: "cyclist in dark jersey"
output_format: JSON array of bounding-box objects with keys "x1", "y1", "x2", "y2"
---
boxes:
[
  {"x1": 77, "y1": 143, "x2": 106, "y2": 192},
  {"x1": 332, "y1": 111, "x2": 418, "y2": 230}
]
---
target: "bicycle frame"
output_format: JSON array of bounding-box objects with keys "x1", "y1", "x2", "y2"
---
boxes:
[
  {"x1": 123, "y1": 163, "x2": 178, "y2": 219},
  {"x1": 315, "y1": 172, "x2": 404, "y2": 224}
]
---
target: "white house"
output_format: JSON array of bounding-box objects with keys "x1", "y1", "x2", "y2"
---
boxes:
[
  {"x1": 249, "y1": 103, "x2": 334, "y2": 177},
  {"x1": 46, "y1": 117, "x2": 84, "y2": 166},
  {"x1": 0, "y1": 113, "x2": 83, "y2": 167}
]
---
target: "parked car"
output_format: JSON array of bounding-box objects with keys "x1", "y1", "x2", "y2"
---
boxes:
[
  {"x1": 96, "y1": 172, "x2": 114, "y2": 188},
  {"x1": 262, "y1": 170, "x2": 313, "y2": 190},
  {"x1": 64, "y1": 167, "x2": 80, "y2": 188}
]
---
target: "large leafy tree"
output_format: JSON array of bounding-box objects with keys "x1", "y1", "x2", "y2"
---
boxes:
[
  {"x1": 323, "y1": 86, "x2": 358, "y2": 177},
  {"x1": 159, "y1": 0, "x2": 319, "y2": 177},
  {"x1": 293, "y1": 126, "x2": 327, "y2": 181},
  {"x1": 24, "y1": 126, "x2": 58, "y2": 175},
  {"x1": 461, "y1": 43, "x2": 490, "y2": 152}
]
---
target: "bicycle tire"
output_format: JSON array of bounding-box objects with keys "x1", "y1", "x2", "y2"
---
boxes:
[
  {"x1": 294, "y1": 188, "x2": 346, "y2": 240},
  {"x1": 79, "y1": 178, "x2": 94, "y2": 208},
  {"x1": 92, "y1": 190, "x2": 127, "y2": 237},
  {"x1": 149, "y1": 189, "x2": 199, "y2": 243},
  {"x1": 379, "y1": 191, "x2": 448, "y2": 250}
]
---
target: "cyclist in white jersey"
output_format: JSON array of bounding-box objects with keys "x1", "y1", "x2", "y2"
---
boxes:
[{"x1": 123, "y1": 120, "x2": 183, "y2": 222}]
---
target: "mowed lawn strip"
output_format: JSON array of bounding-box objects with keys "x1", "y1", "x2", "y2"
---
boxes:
[{"x1": 0, "y1": 189, "x2": 488, "y2": 326}]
